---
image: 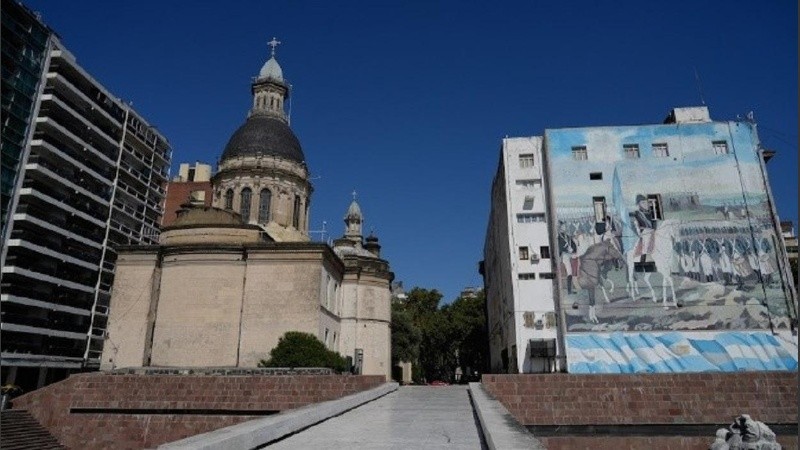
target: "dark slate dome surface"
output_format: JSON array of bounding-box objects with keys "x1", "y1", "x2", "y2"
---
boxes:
[{"x1": 221, "y1": 115, "x2": 304, "y2": 163}]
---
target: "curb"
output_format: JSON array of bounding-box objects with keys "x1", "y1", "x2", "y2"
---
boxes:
[
  {"x1": 469, "y1": 382, "x2": 546, "y2": 450},
  {"x1": 159, "y1": 382, "x2": 398, "y2": 449}
]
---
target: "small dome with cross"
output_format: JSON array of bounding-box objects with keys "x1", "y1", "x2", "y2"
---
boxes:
[
  {"x1": 258, "y1": 37, "x2": 284, "y2": 81},
  {"x1": 259, "y1": 57, "x2": 283, "y2": 81}
]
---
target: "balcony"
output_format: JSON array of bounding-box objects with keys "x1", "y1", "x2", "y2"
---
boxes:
[
  {"x1": 18, "y1": 187, "x2": 107, "y2": 228},
  {"x1": 34, "y1": 116, "x2": 117, "y2": 168}
]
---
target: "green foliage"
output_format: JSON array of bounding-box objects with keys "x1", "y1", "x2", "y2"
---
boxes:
[
  {"x1": 258, "y1": 331, "x2": 349, "y2": 372},
  {"x1": 391, "y1": 302, "x2": 421, "y2": 364},
  {"x1": 392, "y1": 287, "x2": 487, "y2": 384}
]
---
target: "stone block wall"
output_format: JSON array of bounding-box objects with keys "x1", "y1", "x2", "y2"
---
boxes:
[
  {"x1": 13, "y1": 372, "x2": 385, "y2": 449},
  {"x1": 482, "y1": 372, "x2": 798, "y2": 450}
]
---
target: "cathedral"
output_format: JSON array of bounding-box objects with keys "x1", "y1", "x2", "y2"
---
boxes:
[{"x1": 100, "y1": 42, "x2": 393, "y2": 379}]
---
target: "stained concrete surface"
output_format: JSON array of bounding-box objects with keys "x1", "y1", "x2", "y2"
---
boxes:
[{"x1": 267, "y1": 386, "x2": 486, "y2": 449}]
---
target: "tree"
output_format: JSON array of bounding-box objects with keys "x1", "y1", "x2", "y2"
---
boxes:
[
  {"x1": 392, "y1": 287, "x2": 488, "y2": 384},
  {"x1": 258, "y1": 331, "x2": 349, "y2": 372},
  {"x1": 391, "y1": 302, "x2": 421, "y2": 365},
  {"x1": 445, "y1": 291, "x2": 488, "y2": 379}
]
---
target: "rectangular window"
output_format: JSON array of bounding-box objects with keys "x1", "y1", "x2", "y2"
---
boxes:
[
  {"x1": 516, "y1": 179, "x2": 541, "y2": 188},
  {"x1": 572, "y1": 146, "x2": 588, "y2": 161},
  {"x1": 713, "y1": 140, "x2": 729, "y2": 155},
  {"x1": 652, "y1": 143, "x2": 669, "y2": 158},
  {"x1": 519, "y1": 246, "x2": 529, "y2": 260},
  {"x1": 589, "y1": 172, "x2": 602, "y2": 180},
  {"x1": 540, "y1": 246, "x2": 550, "y2": 259},
  {"x1": 522, "y1": 195, "x2": 534, "y2": 210},
  {"x1": 623, "y1": 144, "x2": 640, "y2": 159},
  {"x1": 518, "y1": 273, "x2": 536, "y2": 280},
  {"x1": 539, "y1": 273, "x2": 555, "y2": 279},
  {"x1": 647, "y1": 194, "x2": 664, "y2": 220},
  {"x1": 516, "y1": 213, "x2": 546, "y2": 223},
  {"x1": 593, "y1": 196, "x2": 606, "y2": 223},
  {"x1": 519, "y1": 154, "x2": 534, "y2": 168}
]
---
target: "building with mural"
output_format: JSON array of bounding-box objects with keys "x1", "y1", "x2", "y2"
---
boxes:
[{"x1": 482, "y1": 106, "x2": 798, "y2": 374}]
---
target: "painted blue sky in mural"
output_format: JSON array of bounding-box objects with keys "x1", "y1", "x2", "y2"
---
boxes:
[
  {"x1": 546, "y1": 121, "x2": 772, "y2": 208},
  {"x1": 22, "y1": 0, "x2": 798, "y2": 301}
]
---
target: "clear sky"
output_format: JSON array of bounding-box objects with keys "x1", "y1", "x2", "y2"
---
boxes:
[{"x1": 25, "y1": 0, "x2": 798, "y2": 302}]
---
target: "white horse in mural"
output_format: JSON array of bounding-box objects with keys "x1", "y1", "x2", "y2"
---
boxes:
[{"x1": 625, "y1": 219, "x2": 678, "y2": 308}]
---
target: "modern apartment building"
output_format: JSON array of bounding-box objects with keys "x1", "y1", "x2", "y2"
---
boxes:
[
  {"x1": 482, "y1": 106, "x2": 797, "y2": 374},
  {"x1": 1, "y1": 0, "x2": 171, "y2": 390}
]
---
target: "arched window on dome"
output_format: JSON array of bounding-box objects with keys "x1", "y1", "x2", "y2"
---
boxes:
[
  {"x1": 224, "y1": 189, "x2": 234, "y2": 210},
  {"x1": 258, "y1": 189, "x2": 271, "y2": 223},
  {"x1": 240, "y1": 188, "x2": 252, "y2": 223},
  {"x1": 292, "y1": 195, "x2": 301, "y2": 229}
]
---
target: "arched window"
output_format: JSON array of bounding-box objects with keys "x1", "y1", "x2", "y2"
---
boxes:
[
  {"x1": 224, "y1": 189, "x2": 234, "y2": 210},
  {"x1": 292, "y1": 195, "x2": 301, "y2": 228},
  {"x1": 240, "y1": 188, "x2": 252, "y2": 223},
  {"x1": 258, "y1": 189, "x2": 271, "y2": 223}
]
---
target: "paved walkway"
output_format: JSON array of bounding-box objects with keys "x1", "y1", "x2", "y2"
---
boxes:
[{"x1": 267, "y1": 386, "x2": 486, "y2": 449}]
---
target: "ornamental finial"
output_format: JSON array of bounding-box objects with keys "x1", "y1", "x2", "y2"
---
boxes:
[{"x1": 268, "y1": 37, "x2": 281, "y2": 57}]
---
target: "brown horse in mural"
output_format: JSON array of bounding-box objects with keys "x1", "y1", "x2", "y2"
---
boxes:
[{"x1": 576, "y1": 239, "x2": 625, "y2": 323}]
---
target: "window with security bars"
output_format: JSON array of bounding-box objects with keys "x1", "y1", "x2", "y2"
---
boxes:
[
  {"x1": 519, "y1": 246, "x2": 529, "y2": 260},
  {"x1": 713, "y1": 141, "x2": 729, "y2": 155},
  {"x1": 516, "y1": 179, "x2": 541, "y2": 188},
  {"x1": 519, "y1": 154, "x2": 534, "y2": 168},
  {"x1": 593, "y1": 196, "x2": 607, "y2": 223},
  {"x1": 647, "y1": 194, "x2": 664, "y2": 220},
  {"x1": 652, "y1": 143, "x2": 669, "y2": 158},
  {"x1": 518, "y1": 273, "x2": 536, "y2": 280},
  {"x1": 572, "y1": 146, "x2": 588, "y2": 161},
  {"x1": 623, "y1": 144, "x2": 640, "y2": 159},
  {"x1": 516, "y1": 213, "x2": 546, "y2": 223}
]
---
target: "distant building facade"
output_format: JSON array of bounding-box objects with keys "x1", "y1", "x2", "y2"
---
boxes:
[
  {"x1": 483, "y1": 107, "x2": 798, "y2": 374},
  {"x1": 781, "y1": 221, "x2": 797, "y2": 262},
  {"x1": 102, "y1": 47, "x2": 393, "y2": 380},
  {"x1": 161, "y1": 162, "x2": 213, "y2": 227},
  {"x1": 1, "y1": 0, "x2": 171, "y2": 390}
]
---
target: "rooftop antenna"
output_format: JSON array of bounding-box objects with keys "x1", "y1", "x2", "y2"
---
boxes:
[{"x1": 693, "y1": 66, "x2": 706, "y2": 106}]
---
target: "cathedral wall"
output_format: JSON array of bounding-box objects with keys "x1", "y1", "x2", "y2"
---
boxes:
[
  {"x1": 150, "y1": 251, "x2": 245, "y2": 367},
  {"x1": 236, "y1": 248, "x2": 340, "y2": 367},
  {"x1": 356, "y1": 319, "x2": 391, "y2": 380},
  {"x1": 337, "y1": 273, "x2": 391, "y2": 380},
  {"x1": 100, "y1": 252, "x2": 159, "y2": 370}
]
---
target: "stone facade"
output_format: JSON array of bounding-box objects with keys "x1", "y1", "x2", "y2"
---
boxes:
[
  {"x1": 211, "y1": 154, "x2": 312, "y2": 242},
  {"x1": 101, "y1": 47, "x2": 394, "y2": 380}
]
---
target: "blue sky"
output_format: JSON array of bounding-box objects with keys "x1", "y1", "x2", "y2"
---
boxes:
[{"x1": 25, "y1": 0, "x2": 797, "y2": 302}]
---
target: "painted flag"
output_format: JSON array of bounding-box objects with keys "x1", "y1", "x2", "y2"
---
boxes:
[{"x1": 613, "y1": 166, "x2": 636, "y2": 253}]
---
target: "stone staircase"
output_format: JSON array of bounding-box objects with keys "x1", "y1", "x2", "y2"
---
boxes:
[{"x1": 0, "y1": 410, "x2": 65, "y2": 449}]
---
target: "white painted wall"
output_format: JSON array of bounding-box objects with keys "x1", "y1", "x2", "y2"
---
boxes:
[{"x1": 484, "y1": 137, "x2": 558, "y2": 373}]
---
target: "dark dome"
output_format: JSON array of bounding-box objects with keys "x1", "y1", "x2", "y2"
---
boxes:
[{"x1": 221, "y1": 115, "x2": 304, "y2": 163}]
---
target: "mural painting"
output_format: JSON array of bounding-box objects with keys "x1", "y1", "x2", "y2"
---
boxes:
[{"x1": 546, "y1": 121, "x2": 797, "y2": 373}]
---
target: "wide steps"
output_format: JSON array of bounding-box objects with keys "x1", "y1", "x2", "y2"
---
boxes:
[{"x1": 0, "y1": 409, "x2": 66, "y2": 449}]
